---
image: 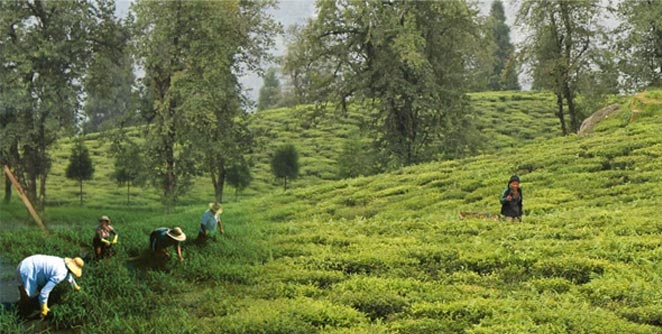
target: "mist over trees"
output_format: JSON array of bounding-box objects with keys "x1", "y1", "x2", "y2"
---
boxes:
[
  {"x1": 485, "y1": 0, "x2": 520, "y2": 91},
  {"x1": 258, "y1": 67, "x2": 283, "y2": 111}
]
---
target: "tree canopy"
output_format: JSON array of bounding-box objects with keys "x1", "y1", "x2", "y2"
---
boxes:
[
  {"x1": 131, "y1": 0, "x2": 279, "y2": 208},
  {"x1": 283, "y1": 0, "x2": 481, "y2": 167},
  {"x1": 485, "y1": 0, "x2": 520, "y2": 91},
  {"x1": 271, "y1": 144, "x2": 299, "y2": 191},
  {"x1": 517, "y1": 0, "x2": 610, "y2": 134},
  {"x1": 65, "y1": 138, "x2": 95, "y2": 205},
  {"x1": 0, "y1": 0, "x2": 120, "y2": 210}
]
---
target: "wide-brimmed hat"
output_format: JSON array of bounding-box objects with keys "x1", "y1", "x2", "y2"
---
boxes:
[
  {"x1": 64, "y1": 257, "x2": 84, "y2": 278},
  {"x1": 166, "y1": 227, "x2": 186, "y2": 242},
  {"x1": 209, "y1": 202, "x2": 223, "y2": 214},
  {"x1": 99, "y1": 215, "x2": 111, "y2": 223}
]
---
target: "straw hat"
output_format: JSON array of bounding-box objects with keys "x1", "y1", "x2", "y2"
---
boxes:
[
  {"x1": 209, "y1": 202, "x2": 223, "y2": 214},
  {"x1": 166, "y1": 227, "x2": 187, "y2": 242},
  {"x1": 99, "y1": 215, "x2": 111, "y2": 223},
  {"x1": 64, "y1": 257, "x2": 84, "y2": 278}
]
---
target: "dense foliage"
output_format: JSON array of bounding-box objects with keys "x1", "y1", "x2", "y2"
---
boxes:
[
  {"x1": 483, "y1": 0, "x2": 520, "y2": 91},
  {"x1": 130, "y1": 0, "x2": 279, "y2": 208},
  {"x1": 0, "y1": 0, "x2": 118, "y2": 210},
  {"x1": 283, "y1": 0, "x2": 480, "y2": 166},
  {"x1": 65, "y1": 139, "x2": 95, "y2": 205},
  {"x1": 614, "y1": 0, "x2": 662, "y2": 90},
  {"x1": 271, "y1": 144, "x2": 300, "y2": 191}
]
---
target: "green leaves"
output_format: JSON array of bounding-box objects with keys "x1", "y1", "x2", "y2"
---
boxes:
[
  {"x1": 283, "y1": 0, "x2": 480, "y2": 166},
  {"x1": 0, "y1": 0, "x2": 118, "y2": 209},
  {"x1": 131, "y1": 0, "x2": 278, "y2": 206},
  {"x1": 271, "y1": 144, "x2": 300, "y2": 190}
]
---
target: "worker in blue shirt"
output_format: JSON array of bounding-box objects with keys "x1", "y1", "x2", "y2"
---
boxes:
[
  {"x1": 15, "y1": 255, "x2": 84, "y2": 317},
  {"x1": 197, "y1": 202, "x2": 224, "y2": 243}
]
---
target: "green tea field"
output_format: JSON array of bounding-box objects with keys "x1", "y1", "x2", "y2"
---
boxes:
[{"x1": 0, "y1": 90, "x2": 660, "y2": 333}]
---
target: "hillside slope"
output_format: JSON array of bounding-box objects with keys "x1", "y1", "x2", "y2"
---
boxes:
[
  {"x1": 229, "y1": 89, "x2": 662, "y2": 333},
  {"x1": 0, "y1": 91, "x2": 660, "y2": 333},
  {"x1": 0, "y1": 91, "x2": 560, "y2": 209},
  {"x1": 247, "y1": 91, "x2": 561, "y2": 192}
]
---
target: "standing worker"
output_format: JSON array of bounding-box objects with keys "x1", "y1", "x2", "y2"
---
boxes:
[
  {"x1": 197, "y1": 202, "x2": 224, "y2": 243},
  {"x1": 93, "y1": 215, "x2": 118, "y2": 259},
  {"x1": 15, "y1": 255, "x2": 84, "y2": 317},
  {"x1": 500, "y1": 175, "x2": 523, "y2": 222},
  {"x1": 149, "y1": 227, "x2": 186, "y2": 262}
]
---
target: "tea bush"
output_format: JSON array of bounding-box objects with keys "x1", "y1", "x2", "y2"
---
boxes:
[{"x1": 1, "y1": 90, "x2": 662, "y2": 333}]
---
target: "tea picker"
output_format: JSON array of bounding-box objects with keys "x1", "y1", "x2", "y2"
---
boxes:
[
  {"x1": 93, "y1": 215, "x2": 118, "y2": 259},
  {"x1": 196, "y1": 202, "x2": 224, "y2": 243},
  {"x1": 149, "y1": 227, "x2": 187, "y2": 262},
  {"x1": 15, "y1": 255, "x2": 84, "y2": 317}
]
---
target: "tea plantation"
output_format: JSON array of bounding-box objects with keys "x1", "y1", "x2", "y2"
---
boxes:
[{"x1": 0, "y1": 90, "x2": 660, "y2": 333}]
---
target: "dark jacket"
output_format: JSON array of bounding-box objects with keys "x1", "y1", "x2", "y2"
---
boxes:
[{"x1": 500, "y1": 186, "x2": 523, "y2": 218}]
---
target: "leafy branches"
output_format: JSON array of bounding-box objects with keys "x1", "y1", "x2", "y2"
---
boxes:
[{"x1": 283, "y1": 0, "x2": 480, "y2": 167}]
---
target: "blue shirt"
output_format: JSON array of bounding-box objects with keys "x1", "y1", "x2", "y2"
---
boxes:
[
  {"x1": 150, "y1": 227, "x2": 179, "y2": 251},
  {"x1": 199, "y1": 209, "x2": 220, "y2": 234},
  {"x1": 16, "y1": 255, "x2": 77, "y2": 305}
]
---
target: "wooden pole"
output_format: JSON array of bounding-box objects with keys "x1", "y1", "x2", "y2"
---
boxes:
[{"x1": 3, "y1": 165, "x2": 48, "y2": 233}]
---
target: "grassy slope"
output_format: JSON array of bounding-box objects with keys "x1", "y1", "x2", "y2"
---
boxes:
[
  {"x1": 1, "y1": 91, "x2": 660, "y2": 333},
  {"x1": 0, "y1": 90, "x2": 560, "y2": 211},
  {"x1": 247, "y1": 91, "x2": 561, "y2": 193}
]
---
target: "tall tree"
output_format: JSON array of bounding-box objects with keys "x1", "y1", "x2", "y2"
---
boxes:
[
  {"x1": 257, "y1": 67, "x2": 282, "y2": 111},
  {"x1": 517, "y1": 0, "x2": 608, "y2": 134},
  {"x1": 132, "y1": 0, "x2": 278, "y2": 208},
  {"x1": 84, "y1": 6, "x2": 135, "y2": 133},
  {"x1": 486, "y1": 0, "x2": 520, "y2": 91},
  {"x1": 0, "y1": 0, "x2": 120, "y2": 210},
  {"x1": 282, "y1": 24, "x2": 336, "y2": 106},
  {"x1": 271, "y1": 144, "x2": 299, "y2": 191},
  {"x1": 226, "y1": 159, "x2": 252, "y2": 201},
  {"x1": 283, "y1": 0, "x2": 479, "y2": 166},
  {"x1": 0, "y1": 106, "x2": 19, "y2": 203},
  {"x1": 615, "y1": 0, "x2": 662, "y2": 90},
  {"x1": 111, "y1": 142, "x2": 145, "y2": 205},
  {"x1": 65, "y1": 138, "x2": 95, "y2": 205}
]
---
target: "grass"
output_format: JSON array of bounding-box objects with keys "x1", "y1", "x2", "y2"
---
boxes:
[{"x1": 0, "y1": 90, "x2": 660, "y2": 333}]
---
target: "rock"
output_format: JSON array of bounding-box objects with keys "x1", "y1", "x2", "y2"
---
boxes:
[{"x1": 578, "y1": 104, "x2": 620, "y2": 136}]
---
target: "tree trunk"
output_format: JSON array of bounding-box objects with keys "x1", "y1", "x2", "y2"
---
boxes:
[
  {"x1": 555, "y1": 91, "x2": 567, "y2": 135},
  {"x1": 210, "y1": 157, "x2": 226, "y2": 202},
  {"x1": 559, "y1": 2, "x2": 579, "y2": 132},
  {"x1": 79, "y1": 179, "x2": 83, "y2": 205},
  {"x1": 563, "y1": 82, "x2": 579, "y2": 132},
  {"x1": 283, "y1": 176, "x2": 288, "y2": 191},
  {"x1": 23, "y1": 146, "x2": 39, "y2": 209},
  {"x1": 218, "y1": 166, "x2": 226, "y2": 202},
  {"x1": 163, "y1": 117, "x2": 176, "y2": 212},
  {"x1": 38, "y1": 171, "x2": 47, "y2": 211},
  {"x1": 127, "y1": 182, "x2": 131, "y2": 205},
  {"x1": 4, "y1": 174, "x2": 10, "y2": 204}
]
